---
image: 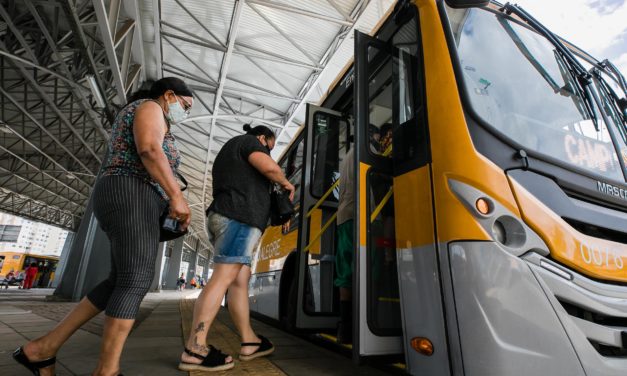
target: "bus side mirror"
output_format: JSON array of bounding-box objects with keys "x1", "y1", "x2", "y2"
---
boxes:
[{"x1": 445, "y1": 0, "x2": 490, "y2": 8}]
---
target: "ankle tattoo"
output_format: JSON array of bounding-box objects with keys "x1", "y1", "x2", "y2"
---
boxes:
[
  {"x1": 192, "y1": 335, "x2": 209, "y2": 354},
  {"x1": 194, "y1": 322, "x2": 205, "y2": 334}
]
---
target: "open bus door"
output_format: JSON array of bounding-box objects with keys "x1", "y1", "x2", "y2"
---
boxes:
[
  {"x1": 353, "y1": 9, "x2": 451, "y2": 371},
  {"x1": 352, "y1": 30, "x2": 405, "y2": 362},
  {"x1": 293, "y1": 104, "x2": 349, "y2": 329}
]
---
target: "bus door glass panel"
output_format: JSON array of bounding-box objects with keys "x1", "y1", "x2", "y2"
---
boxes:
[
  {"x1": 306, "y1": 111, "x2": 348, "y2": 314},
  {"x1": 364, "y1": 44, "x2": 402, "y2": 336}
]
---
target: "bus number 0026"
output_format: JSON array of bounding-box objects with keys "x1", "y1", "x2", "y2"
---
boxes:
[{"x1": 580, "y1": 243, "x2": 624, "y2": 270}]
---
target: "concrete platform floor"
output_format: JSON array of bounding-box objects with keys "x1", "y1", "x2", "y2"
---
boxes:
[{"x1": 0, "y1": 287, "x2": 393, "y2": 375}]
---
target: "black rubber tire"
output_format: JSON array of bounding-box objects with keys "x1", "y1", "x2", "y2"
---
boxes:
[{"x1": 282, "y1": 275, "x2": 298, "y2": 332}]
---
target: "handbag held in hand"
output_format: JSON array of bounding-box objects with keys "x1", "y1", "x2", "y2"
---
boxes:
[
  {"x1": 270, "y1": 184, "x2": 294, "y2": 226},
  {"x1": 160, "y1": 172, "x2": 189, "y2": 242}
]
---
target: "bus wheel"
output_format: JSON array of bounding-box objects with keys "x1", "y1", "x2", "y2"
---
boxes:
[{"x1": 282, "y1": 275, "x2": 298, "y2": 332}]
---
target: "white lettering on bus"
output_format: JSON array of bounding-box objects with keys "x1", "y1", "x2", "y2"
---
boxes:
[
  {"x1": 597, "y1": 181, "x2": 627, "y2": 200},
  {"x1": 579, "y1": 243, "x2": 624, "y2": 270},
  {"x1": 259, "y1": 239, "x2": 281, "y2": 261},
  {"x1": 564, "y1": 134, "x2": 614, "y2": 172}
]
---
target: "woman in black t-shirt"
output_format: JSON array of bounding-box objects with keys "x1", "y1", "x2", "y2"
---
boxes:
[{"x1": 178, "y1": 124, "x2": 295, "y2": 372}]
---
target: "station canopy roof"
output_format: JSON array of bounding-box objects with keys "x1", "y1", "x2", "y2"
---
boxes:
[{"x1": 0, "y1": 0, "x2": 394, "y2": 251}]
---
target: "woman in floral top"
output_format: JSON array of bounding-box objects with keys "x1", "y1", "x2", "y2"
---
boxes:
[{"x1": 14, "y1": 77, "x2": 193, "y2": 376}]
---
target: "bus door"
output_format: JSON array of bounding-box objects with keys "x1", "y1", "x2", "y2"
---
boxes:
[
  {"x1": 294, "y1": 104, "x2": 349, "y2": 329},
  {"x1": 352, "y1": 29, "x2": 404, "y2": 360},
  {"x1": 354, "y1": 6, "x2": 450, "y2": 370}
]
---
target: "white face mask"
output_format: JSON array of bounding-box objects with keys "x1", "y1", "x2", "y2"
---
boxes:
[{"x1": 166, "y1": 95, "x2": 188, "y2": 124}]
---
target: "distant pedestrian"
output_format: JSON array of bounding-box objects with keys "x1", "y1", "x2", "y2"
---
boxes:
[
  {"x1": 199, "y1": 277, "x2": 205, "y2": 288},
  {"x1": 190, "y1": 276, "x2": 197, "y2": 289},
  {"x1": 177, "y1": 273, "x2": 186, "y2": 291},
  {"x1": 23, "y1": 263, "x2": 38, "y2": 290}
]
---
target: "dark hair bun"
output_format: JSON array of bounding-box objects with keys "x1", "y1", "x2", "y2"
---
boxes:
[{"x1": 243, "y1": 123, "x2": 252, "y2": 132}]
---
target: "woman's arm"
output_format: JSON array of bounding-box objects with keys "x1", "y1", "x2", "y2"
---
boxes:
[
  {"x1": 248, "y1": 152, "x2": 295, "y2": 200},
  {"x1": 133, "y1": 101, "x2": 191, "y2": 227}
]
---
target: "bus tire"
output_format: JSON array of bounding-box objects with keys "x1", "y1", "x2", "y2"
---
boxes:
[{"x1": 283, "y1": 273, "x2": 298, "y2": 332}]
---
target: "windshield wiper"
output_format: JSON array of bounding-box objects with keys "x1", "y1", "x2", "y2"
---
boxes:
[
  {"x1": 601, "y1": 59, "x2": 627, "y2": 96},
  {"x1": 599, "y1": 59, "x2": 627, "y2": 121},
  {"x1": 502, "y1": 3, "x2": 599, "y2": 130},
  {"x1": 592, "y1": 68, "x2": 627, "y2": 141}
]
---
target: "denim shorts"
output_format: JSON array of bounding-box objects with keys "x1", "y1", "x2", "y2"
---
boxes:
[{"x1": 207, "y1": 211, "x2": 262, "y2": 266}]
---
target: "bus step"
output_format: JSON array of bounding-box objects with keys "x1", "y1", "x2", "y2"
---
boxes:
[{"x1": 316, "y1": 333, "x2": 353, "y2": 349}]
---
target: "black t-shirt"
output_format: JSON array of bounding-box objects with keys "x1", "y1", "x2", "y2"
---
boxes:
[{"x1": 207, "y1": 135, "x2": 271, "y2": 231}]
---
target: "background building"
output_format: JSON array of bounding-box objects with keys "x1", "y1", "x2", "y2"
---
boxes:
[{"x1": 0, "y1": 212, "x2": 68, "y2": 257}]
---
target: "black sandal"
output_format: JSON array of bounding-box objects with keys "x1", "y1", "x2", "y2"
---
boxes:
[
  {"x1": 13, "y1": 346, "x2": 56, "y2": 375},
  {"x1": 239, "y1": 335, "x2": 275, "y2": 361},
  {"x1": 178, "y1": 345, "x2": 234, "y2": 372}
]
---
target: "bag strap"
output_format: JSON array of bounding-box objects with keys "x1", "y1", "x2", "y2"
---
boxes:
[{"x1": 175, "y1": 171, "x2": 188, "y2": 192}]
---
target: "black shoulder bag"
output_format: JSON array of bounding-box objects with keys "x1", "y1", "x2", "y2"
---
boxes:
[
  {"x1": 269, "y1": 184, "x2": 295, "y2": 226},
  {"x1": 159, "y1": 172, "x2": 189, "y2": 242}
]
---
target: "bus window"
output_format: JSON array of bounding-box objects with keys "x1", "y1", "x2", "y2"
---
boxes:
[
  {"x1": 365, "y1": 45, "x2": 403, "y2": 335},
  {"x1": 310, "y1": 111, "x2": 348, "y2": 199},
  {"x1": 282, "y1": 137, "x2": 304, "y2": 234}
]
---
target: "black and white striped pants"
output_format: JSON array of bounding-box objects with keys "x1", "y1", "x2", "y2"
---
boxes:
[{"x1": 87, "y1": 175, "x2": 166, "y2": 319}]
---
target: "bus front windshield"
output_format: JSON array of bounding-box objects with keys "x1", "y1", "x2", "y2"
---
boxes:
[{"x1": 447, "y1": 6, "x2": 627, "y2": 182}]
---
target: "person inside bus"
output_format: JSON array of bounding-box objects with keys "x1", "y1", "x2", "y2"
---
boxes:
[
  {"x1": 179, "y1": 124, "x2": 295, "y2": 372},
  {"x1": 335, "y1": 135, "x2": 355, "y2": 344},
  {"x1": 23, "y1": 262, "x2": 38, "y2": 290},
  {"x1": 13, "y1": 77, "x2": 193, "y2": 376}
]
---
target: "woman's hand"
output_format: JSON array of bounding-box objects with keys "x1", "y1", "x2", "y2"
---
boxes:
[
  {"x1": 169, "y1": 194, "x2": 191, "y2": 230},
  {"x1": 282, "y1": 181, "x2": 296, "y2": 202}
]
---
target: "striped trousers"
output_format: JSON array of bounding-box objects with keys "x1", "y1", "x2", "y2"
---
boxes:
[{"x1": 86, "y1": 175, "x2": 166, "y2": 319}]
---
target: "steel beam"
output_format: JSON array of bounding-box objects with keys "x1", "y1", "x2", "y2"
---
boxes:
[
  {"x1": 248, "y1": 2, "x2": 321, "y2": 67},
  {"x1": 202, "y1": 0, "x2": 245, "y2": 230},
  {"x1": 173, "y1": 0, "x2": 226, "y2": 48},
  {"x1": 92, "y1": 0, "x2": 128, "y2": 103},
  {"x1": 153, "y1": 0, "x2": 162, "y2": 78},
  {"x1": 0, "y1": 87, "x2": 95, "y2": 187},
  {"x1": 276, "y1": 0, "x2": 370, "y2": 145},
  {"x1": 326, "y1": 0, "x2": 355, "y2": 22},
  {"x1": 124, "y1": 0, "x2": 146, "y2": 83},
  {"x1": 183, "y1": 114, "x2": 284, "y2": 129},
  {"x1": 60, "y1": 0, "x2": 116, "y2": 123},
  {"x1": 23, "y1": 0, "x2": 109, "y2": 141},
  {"x1": 246, "y1": 0, "x2": 352, "y2": 26}
]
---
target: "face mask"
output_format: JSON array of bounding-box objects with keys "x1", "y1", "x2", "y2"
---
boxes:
[{"x1": 166, "y1": 96, "x2": 188, "y2": 124}]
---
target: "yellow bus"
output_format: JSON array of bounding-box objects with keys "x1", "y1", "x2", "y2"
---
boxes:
[
  {"x1": 248, "y1": 1, "x2": 627, "y2": 374},
  {"x1": 0, "y1": 252, "x2": 59, "y2": 286}
]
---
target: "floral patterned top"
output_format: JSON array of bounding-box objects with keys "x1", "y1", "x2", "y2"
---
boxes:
[{"x1": 102, "y1": 99, "x2": 181, "y2": 200}]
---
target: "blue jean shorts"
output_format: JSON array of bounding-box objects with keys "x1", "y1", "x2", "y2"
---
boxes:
[{"x1": 207, "y1": 211, "x2": 262, "y2": 266}]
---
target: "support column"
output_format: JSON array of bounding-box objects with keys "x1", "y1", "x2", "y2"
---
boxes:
[
  {"x1": 50, "y1": 231, "x2": 75, "y2": 289},
  {"x1": 53, "y1": 199, "x2": 111, "y2": 301},
  {"x1": 149, "y1": 242, "x2": 167, "y2": 292},
  {"x1": 163, "y1": 237, "x2": 184, "y2": 290}
]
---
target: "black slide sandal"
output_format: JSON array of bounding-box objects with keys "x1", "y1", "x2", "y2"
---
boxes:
[
  {"x1": 239, "y1": 335, "x2": 275, "y2": 361},
  {"x1": 178, "y1": 345, "x2": 235, "y2": 372},
  {"x1": 13, "y1": 346, "x2": 56, "y2": 375}
]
